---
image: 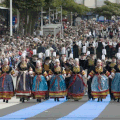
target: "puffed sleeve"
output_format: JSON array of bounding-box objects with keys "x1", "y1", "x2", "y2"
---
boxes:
[
  {"x1": 48, "y1": 69, "x2": 53, "y2": 75},
  {"x1": 88, "y1": 68, "x2": 95, "y2": 78},
  {"x1": 111, "y1": 65, "x2": 116, "y2": 73},
  {"x1": 11, "y1": 69, "x2": 15, "y2": 75},
  {"x1": 0, "y1": 69, "x2": 2, "y2": 76},
  {"x1": 43, "y1": 71, "x2": 48, "y2": 77},
  {"x1": 105, "y1": 70, "x2": 110, "y2": 77},
  {"x1": 80, "y1": 66, "x2": 86, "y2": 76}
]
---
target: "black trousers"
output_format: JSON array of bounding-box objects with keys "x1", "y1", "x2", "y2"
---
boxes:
[
  {"x1": 65, "y1": 77, "x2": 70, "y2": 90},
  {"x1": 45, "y1": 81, "x2": 50, "y2": 99},
  {"x1": 87, "y1": 78, "x2": 93, "y2": 99},
  {"x1": 109, "y1": 78, "x2": 114, "y2": 99}
]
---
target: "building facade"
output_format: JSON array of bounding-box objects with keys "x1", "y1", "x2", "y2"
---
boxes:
[
  {"x1": 0, "y1": 0, "x2": 4, "y2": 3},
  {"x1": 75, "y1": 0, "x2": 120, "y2": 8}
]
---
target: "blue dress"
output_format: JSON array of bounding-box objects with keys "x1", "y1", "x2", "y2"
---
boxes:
[
  {"x1": 111, "y1": 65, "x2": 120, "y2": 99},
  {"x1": 0, "y1": 66, "x2": 14, "y2": 100},
  {"x1": 89, "y1": 66, "x2": 110, "y2": 99},
  {"x1": 49, "y1": 66, "x2": 67, "y2": 98},
  {"x1": 32, "y1": 67, "x2": 48, "y2": 99}
]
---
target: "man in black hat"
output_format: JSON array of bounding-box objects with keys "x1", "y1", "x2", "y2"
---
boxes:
[
  {"x1": 27, "y1": 54, "x2": 38, "y2": 99},
  {"x1": 56, "y1": 51, "x2": 60, "y2": 60},
  {"x1": 43, "y1": 57, "x2": 53, "y2": 100},
  {"x1": 60, "y1": 54, "x2": 66, "y2": 68},
  {"x1": 37, "y1": 42, "x2": 45, "y2": 53},
  {"x1": 29, "y1": 55, "x2": 38, "y2": 71},
  {"x1": 64, "y1": 63, "x2": 72, "y2": 100},
  {"x1": 79, "y1": 53, "x2": 86, "y2": 70},
  {"x1": 84, "y1": 53, "x2": 97, "y2": 100},
  {"x1": 106, "y1": 55, "x2": 116, "y2": 100},
  {"x1": 96, "y1": 38, "x2": 104, "y2": 59},
  {"x1": 73, "y1": 41, "x2": 80, "y2": 59}
]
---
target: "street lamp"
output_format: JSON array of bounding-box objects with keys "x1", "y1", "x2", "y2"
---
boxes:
[
  {"x1": 10, "y1": 0, "x2": 12, "y2": 37},
  {"x1": 41, "y1": 7, "x2": 46, "y2": 31}
]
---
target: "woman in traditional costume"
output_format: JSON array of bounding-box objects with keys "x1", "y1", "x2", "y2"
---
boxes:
[
  {"x1": 49, "y1": 59, "x2": 67, "y2": 102},
  {"x1": 111, "y1": 58, "x2": 120, "y2": 102},
  {"x1": 0, "y1": 58, "x2": 15, "y2": 103},
  {"x1": 88, "y1": 59, "x2": 111, "y2": 102},
  {"x1": 15, "y1": 54, "x2": 33, "y2": 103},
  {"x1": 67, "y1": 58, "x2": 86, "y2": 101},
  {"x1": 32, "y1": 60, "x2": 48, "y2": 102}
]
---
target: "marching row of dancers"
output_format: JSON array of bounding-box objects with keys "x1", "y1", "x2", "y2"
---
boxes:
[{"x1": 1, "y1": 52, "x2": 120, "y2": 103}]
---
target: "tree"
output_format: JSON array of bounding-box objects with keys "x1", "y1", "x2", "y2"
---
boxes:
[
  {"x1": 1, "y1": 0, "x2": 89, "y2": 35},
  {"x1": 2, "y1": 0, "x2": 45, "y2": 35},
  {"x1": 93, "y1": 1, "x2": 120, "y2": 20}
]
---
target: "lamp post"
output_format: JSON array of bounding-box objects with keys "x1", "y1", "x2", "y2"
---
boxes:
[
  {"x1": 49, "y1": 7, "x2": 50, "y2": 24},
  {"x1": 61, "y1": 6, "x2": 63, "y2": 38},
  {"x1": 41, "y1": 7, "x2": 43, "y2": 31},
  {"x1": 56, "y1": 9, "x2": 57, "y2": 19},
  {"x1": 10, "y1": 0, "x2": 12, "y2": 37}
]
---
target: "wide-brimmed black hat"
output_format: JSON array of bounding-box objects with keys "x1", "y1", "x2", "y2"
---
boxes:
[
  {"x1": 81, "y1": 53, "x2": 86, "y2": 56},
  {"x1": 111, "y1": 55, "x2": 116, "y2": 59},
  {"x1": 56, "y1": 51, "x2": 59, "y2": 55},
  {"x1": 32, "y1": 55, "x2": 38, "y2": 58},
  {"x1": 65, "y1": 63, "x2": 71, "y2": 68},
  {"x1": 45, "y1": 57, "x2": 50, "y2": 61}
]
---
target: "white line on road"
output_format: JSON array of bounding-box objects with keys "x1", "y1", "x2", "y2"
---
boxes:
[{"x1": 0, "y1": 97, "x2": 20, "y2": 109}]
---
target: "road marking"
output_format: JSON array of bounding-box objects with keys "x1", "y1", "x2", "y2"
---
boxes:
[
  {"x1": 0, "y1": 98, "x2": 66, "y2": 120},
  {"x1": 0, "y1": 97, "x2": 20, "y2": 110},
  {"x1": 58, "y1": 95, "x2": 110, "y2": 120}
]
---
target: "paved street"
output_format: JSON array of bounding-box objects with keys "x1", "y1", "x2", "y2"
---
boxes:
[{"x1": 0, "y1": 95, "x2": 120, "y2": 120}]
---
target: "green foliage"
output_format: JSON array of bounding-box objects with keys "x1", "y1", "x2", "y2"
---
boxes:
[
  {"x1": 93, "y1": 1, "x2": 120, "y2": 19},
  {"x1": 1, "y1": 0, "x2": 89, "y2": 35},
  {"x1": 51, "y1": 0, "x2": 89, "y2": 15}
]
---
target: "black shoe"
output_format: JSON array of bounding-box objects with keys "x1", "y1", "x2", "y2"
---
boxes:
[
  {"x1": 114, "y1": 98, "x2": 117, "y2": 101},
  {"x1": 22, "y1": 98, "x2": 25, "y2": 103},
  {"x1": 97, "y1": 98, "x2": 100, "y2": 102},
  {"x1": 39, "y1": 99, "x2": 41, "y2": 102},
  {"x1": 37, "y1": 99, "x2": 41, "y2": 102},
  {"x1": 54, "y1": 98, "x2": 56, "y2": 101},
  {"x1": 57, "y1": 98, "x2": 59, "y2": 102},
  {"x1": 74, "y1": 99, "x2": 79, "y2": 101},
  {"x1": 3, "y1": 99, "x2": 5, "y2": 102},
  {"x1": 27, "y1": 98, "x2": 30, "y2": 101},
  {"x1": 101, "y1": 98, "x2": 103, "y2": 102},
  {"x1": 117, "y1": 99, "x2": 119, "y2": 102},
  {"x1": 92, "y1": 98, "x2": 95, "y2": 101},
  {"x1": 66, "y1": 96, "x2": 68, "y2": 100},
  {"x1": 20, "y1": 98, "x2": 22, "y2": 102},
  {"x1": 6, "y1": 100, "x2": 8, "y2": 103}
]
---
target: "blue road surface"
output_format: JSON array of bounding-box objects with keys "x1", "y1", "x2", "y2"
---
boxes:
[
  {"x1": 0, "y1": 98, "x2": 66, "y2": 120},
  {"x1": 58, "y1": 95, "x2": 110, "y2": 120}
]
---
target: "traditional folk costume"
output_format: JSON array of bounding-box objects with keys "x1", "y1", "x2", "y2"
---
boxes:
[
  {"x1": 64, "y1": 63, "x2": 72, "y2": 100},
  {"x1": 96, "y1": 41, "x2": 104, "y2": 59},
  {"x1": 15, "y1": 55, "x2": 33, "y2": 103},
  {"x1": 68, "y1": 58, "x2": 86, "y2": 101},
  {"x1": 60, "y1": 47, "x2": 67, "y2": 68},
  {"x1": 88, "y1": 60, "x2": 110, "y2": 102},
  {"x1": 0, "y1": 58, "x2": 15, "y2": 103},
  {"x1": 43, "y1": 51, "x2": 53, "y2": 100},
  {"x1": 111, "y1": 62, "x2": 120, "y2": 102},
  {"x1": 85, "y1": 55, "x2": 97, "y2": 100},
  {"x1": 32, "y1": 60, "x2": 48, "y2": 102},
  {"x1": 106, "y1": 56, "x2": 116, "y2": 100},
  {"x1": 49, "y1": 59, "x2": 67, "y2": 101}
]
